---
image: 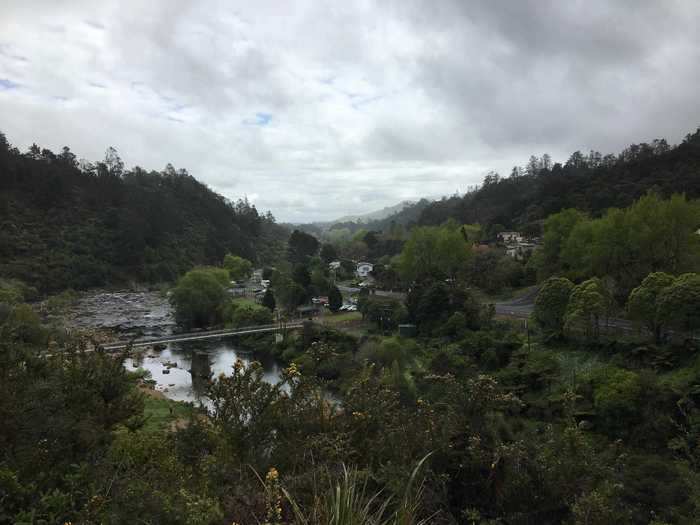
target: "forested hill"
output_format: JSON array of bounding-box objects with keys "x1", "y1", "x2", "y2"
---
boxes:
[
  {"x1": 0, "y1": 133, "x2": 287, "y2": 292},
  {"x1": 379, "y1": 128, "x2": 700, "y2": 233},
  {"x1": 351, "y1": 197, "x2": 433, "y2": 232},
  {"x1": 300, "y1": 198, "x2": 433, "y2": 236}
]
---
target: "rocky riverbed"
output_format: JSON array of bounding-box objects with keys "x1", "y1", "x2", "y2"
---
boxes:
[
  {"x1": 64, "y1": 290, "x2": 175, "y2": 338},
  {"x1": 63, "y1": 290, "x2": 283, "y2": 405}
]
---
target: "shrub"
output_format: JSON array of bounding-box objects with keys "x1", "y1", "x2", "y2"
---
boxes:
[
  {"x1": 534, "y1": 277, "x2": 574, "y2": 336},
  {"x1": 228, "y1": 302, "x2": 274, "y2": 328},
  {"x1": 169, "y1": 268, "x2": 228, "y2": 328}
]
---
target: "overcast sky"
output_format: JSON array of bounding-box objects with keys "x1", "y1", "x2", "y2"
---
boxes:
[{"x1": 1, "y1": 1, "x2": 699, "y2": 222}]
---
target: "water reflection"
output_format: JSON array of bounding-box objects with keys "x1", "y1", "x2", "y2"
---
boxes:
[{"x1": 124, "y1": 338, "x2": 284, "y2": 404}]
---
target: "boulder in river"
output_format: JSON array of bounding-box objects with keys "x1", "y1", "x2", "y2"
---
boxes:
[{"x1": 162, "y1": 369, "x2": 170, "y2": 375}]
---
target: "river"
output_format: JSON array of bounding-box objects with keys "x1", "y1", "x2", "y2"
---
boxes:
[{"x1": 65, "y1": 290, "x2": 284, "y2": 404}]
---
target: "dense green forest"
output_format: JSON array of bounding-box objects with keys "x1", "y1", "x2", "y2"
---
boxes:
[
  {"x1": 356, "y1": 129, "x2": 700, "y2": 234},
  {"x1": 0, "y1": 132, "x2": 287, "y2": 292}
]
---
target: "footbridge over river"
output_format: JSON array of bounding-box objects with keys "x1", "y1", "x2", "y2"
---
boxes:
[{"x1": 101, "y1": 322, "x2": 305, "y2": 352}]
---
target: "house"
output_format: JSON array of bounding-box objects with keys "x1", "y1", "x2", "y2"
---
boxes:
[
  {"x1": 506, "y1": 242, "x2": 537, "y2": 261},
  {"x1": 356, "y1": 262, "x2": 374, "y2": 278},
  {"x1": 498, "y1": 231, "x2": 522, "y2": 244}
]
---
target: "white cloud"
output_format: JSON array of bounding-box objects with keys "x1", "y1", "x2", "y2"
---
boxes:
[{"x1": 0, "y1": 0, "x2": 699, "y2": 222}]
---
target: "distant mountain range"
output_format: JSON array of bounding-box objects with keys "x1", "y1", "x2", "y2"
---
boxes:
[
  {"x1": 332, "y1": 200, "x2": 417, "y2": 224},
  {"x1": 287, "y1": 198, "x2": 434, "y2": 237}
]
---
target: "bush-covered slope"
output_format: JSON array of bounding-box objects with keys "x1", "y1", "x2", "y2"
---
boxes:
[
  {"x1": 0, "y1": 133, "x2": 287, "y2": 292},
  {"x1": 375, "y1": 128, "x2": 700, "y2": 232}
]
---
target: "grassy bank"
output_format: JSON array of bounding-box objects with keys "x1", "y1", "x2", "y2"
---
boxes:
[{"x1": 140, "y1": 388, "x2": 195, "y2": 432}]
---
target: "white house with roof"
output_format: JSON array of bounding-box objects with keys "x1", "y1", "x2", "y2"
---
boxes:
[
  {"x1": 498, "y1": 231, "x2": 523, "y2": 244},
  {"x1": 356, "y1": 262, "x2": 374, "y2": 278}
]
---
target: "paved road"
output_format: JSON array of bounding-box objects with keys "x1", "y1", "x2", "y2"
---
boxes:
[
  {"x1": 337, "y1": 284, "x2": 636, "y2": 332},
  {"x1": 493, "y1": 288, "x2": 640, "y2": 333},
  {"x1": 493, "y1": 287, "x2": 540, "y2": 319}
]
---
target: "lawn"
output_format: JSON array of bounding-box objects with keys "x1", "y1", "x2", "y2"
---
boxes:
[
  {"x1": 317, "y1": 310, "x2": 368, "y2": 336},
  {"x1": 319, "y1": 311, "x2": 363, "y2": 325},
  {"x1": 141, "y1": 391, "x2": 195, "y2": 432},
  {"x1": 231, "y1": 296, "x2": 259, "y2": 308}
]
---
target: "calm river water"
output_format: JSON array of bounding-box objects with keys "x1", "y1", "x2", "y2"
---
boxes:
[
  {"x1": 66, "y1": 291, "x2": 284, "y2": 404},
  {"x1": 124, "y1": 341, "x2": 284, "y2": 403}
]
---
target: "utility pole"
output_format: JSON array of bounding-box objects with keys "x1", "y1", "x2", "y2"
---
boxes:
[{"x1": 526, "y1": 318, "x2": 531, "y2": 352}]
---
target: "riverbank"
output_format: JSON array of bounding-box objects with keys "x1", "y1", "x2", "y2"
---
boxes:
[{"x1": 138, "y1": 383, "x2": 195, "y2": 432}]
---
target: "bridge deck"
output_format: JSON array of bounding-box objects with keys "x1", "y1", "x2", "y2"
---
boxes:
[{"x1": 101, "y1": 322, "x2": 304, "y2": 351}]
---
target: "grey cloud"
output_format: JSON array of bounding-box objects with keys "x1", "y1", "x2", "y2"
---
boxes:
[
  {"x1": 0, "y1": 0, "x2": 698, "y2": 222},
  {"x1": 401, "y1": 0, "x2": 700, "y2": 153}
]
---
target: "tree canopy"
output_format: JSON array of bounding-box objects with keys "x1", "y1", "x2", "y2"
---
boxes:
[
  {"x1": 658, "y1": 273, "x2": 700, "y2": 333},
  {"x1": 627, "y1": 272, "x2": 676, "y2": 342},
  {"x1": 223, "y1": 254, "x2": 253, "y2": 282},
  {"x1": 539, "y1": 193, "x2": 700, "y2": 297},
  {"x1": 0, "y1": 133, "x2": 288, "y2": 292},
  {"x1": 398, "y1": 223, "x2": 472, "y2": 283},
  {"x1": 169, "y1": 267, "x2": 229, "y2": 328},
  {"x1": 382, "y1": 129, "x2": 700, "y2": 232},
  {"x1": 328, "y1": 285, "x2": 342, "y2": 313},
  {"x1": 564, "y1": 278, "x2": 612, "y2": 340},
  {"x1": 534, "y1": 277, "x2": 575, "y2": 336},
  {"x1": 287, "y1": 230, "x2": 319, "y2": 265}
]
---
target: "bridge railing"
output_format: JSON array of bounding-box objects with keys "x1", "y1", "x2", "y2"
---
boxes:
[{"x1": 101, "y1": 321, "x2": 305, "y2": 351}]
